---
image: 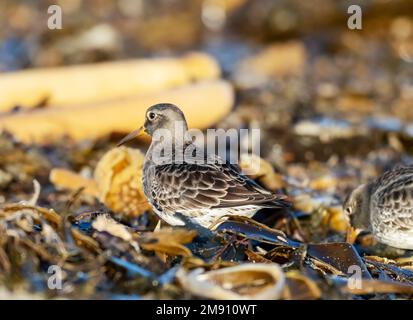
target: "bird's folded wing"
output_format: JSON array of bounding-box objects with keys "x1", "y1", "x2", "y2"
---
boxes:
[
  {"x1": 151, "y1": 163, "x2": 289, "y2": 212},
  {"x1": 375, "y1": 166, "x2": 413, "y2": 192},
  {"x1": 376, "y1": 185, "x2": 413, "y2": 230}
]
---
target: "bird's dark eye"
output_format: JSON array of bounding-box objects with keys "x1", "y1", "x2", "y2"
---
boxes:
[
  {"x1": 345, "y1": 207, "x2": 352, "y2": 215},
  {"x1": 148, "y1": 112, "x2": 156, "y2": 120}
]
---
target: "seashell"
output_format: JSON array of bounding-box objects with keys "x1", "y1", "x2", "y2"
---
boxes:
[
  {"x1": 239, "y1": 153, "x2": 284, "y2": 191},
  {"x1": 94, "y1": 146, "x2": 151, "y2": 217},
  {"x1": 293, "y1": 193, "x2": 337, "y2": 213},
  {"x1": 140, "y1": 228, "x2": 197, "y2": 257},
  {"x1": 309, "y1": 175, "x2": 338, "y2": 191},
  {"x1": 325, "y1": 206, "x2": 350, "y2": 234},
  {"x1": 293, "y1": 118, "x2": 366, "y2": 141},
  {"x1": 91, "y1": 214, "x2": 133, "y2": 242},
  {"x1": 284, "y1": 271, "x2": 321, "y2": 300},
  {"x1": 177, "y1": 263, "x2": 285, "y2": 300}
]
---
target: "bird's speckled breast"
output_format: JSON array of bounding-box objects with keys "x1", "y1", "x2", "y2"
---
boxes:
[{"x1": 142, "y1": 160, "x2": 154, "y2": 203}]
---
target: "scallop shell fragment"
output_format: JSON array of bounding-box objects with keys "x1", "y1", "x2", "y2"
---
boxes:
[{"x1": 177, "y1": 263, "x2": 285, "y2": 300}]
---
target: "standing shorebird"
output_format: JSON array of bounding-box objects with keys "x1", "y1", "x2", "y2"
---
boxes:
[
  {"x1": 118, "y1": 103, "x2": 290, "y2": 228},
  {"x1": 344, "y1": 166, "x2": 413, "y2": 249}
]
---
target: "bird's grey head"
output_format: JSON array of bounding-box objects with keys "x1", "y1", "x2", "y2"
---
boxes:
[
  {"x1": 116, "y1": 103, "x2": 188, "y2": 147},
  {"x1": 144, "y1": 103, "x2": 188, "y2": 136},
  {"x1": 343, "y1": 183, "x2": 372, "y2": 230}
]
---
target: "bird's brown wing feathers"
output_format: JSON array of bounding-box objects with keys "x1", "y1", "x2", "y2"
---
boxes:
[
  {"x1": 151, "y1": 162, "x2": 290, "y2": 213},
  {"x1": 373, "y1": 166, "x2": 413, "y2": 231},
  {"x1": 374, "y1": 166, "x2": 413, "y2": 193}
]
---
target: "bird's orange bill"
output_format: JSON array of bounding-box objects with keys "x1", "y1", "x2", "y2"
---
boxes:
[{"x1": 117, "y1": 126, "x2": 145, "y2": 147}]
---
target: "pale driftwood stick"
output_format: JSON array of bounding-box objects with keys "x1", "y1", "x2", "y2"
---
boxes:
[
  {"x1": 49, "y1": 168, "x2": 98, "y2": 197},
  {"x1": 0, "y1": 52, "x2": 220, "y2": 111},
  {"x1": 0, "y1": 80, "x2": 234, "y2": 144}
]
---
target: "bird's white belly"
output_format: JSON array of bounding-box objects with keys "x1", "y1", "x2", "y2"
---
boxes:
[
  {"x1": 374, "y1": 229, "x2": 413, "y2": 250},
  {"x1": 152, "y1": 207, "x2": 185, "y2": 226},
  {"x1": 187, "y1": 205, "x2": 261, "y2": 228},
  {"x1": 152, "y1": 205, "x2": 261, "y2": 228}
]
